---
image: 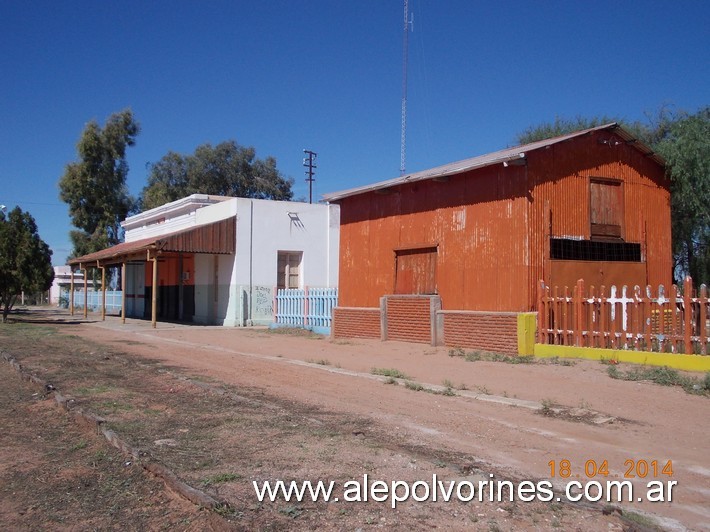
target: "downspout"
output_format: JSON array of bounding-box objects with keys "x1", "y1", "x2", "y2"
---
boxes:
[
  {"x1": 326, "y1": 205, "x2": 331, "y2": 287},
  {"x1": 248, "y1": 200, "x2": 254, "y2": 326}
]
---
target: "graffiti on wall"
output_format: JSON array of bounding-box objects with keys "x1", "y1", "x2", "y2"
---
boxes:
[{"x1": 252, "y1": 285, "x2": 273, "y2": 320}]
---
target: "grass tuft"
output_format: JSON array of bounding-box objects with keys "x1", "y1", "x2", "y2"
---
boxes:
[
  {"x1": 371, "y1": 367, "x2": 410, "y2": 380},
  {"x1": 306, "y1": 358, "x2": 331, "y2": 366},
  {"x1": 607, "y1": 365, "x2": 709, "y2": 396},
  {"x1": 404, "y1": 381, "x2": 424, "y2": 392},
  {"x1": 449, "y1": 349, "x2": 535, "y2": 364}
]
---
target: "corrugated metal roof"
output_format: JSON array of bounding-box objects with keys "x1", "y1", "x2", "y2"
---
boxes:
[
  {"x1": 323, "y1": 123, "x2": 664, "y2": 202},
  {"x1": 69, "y1": 217, "x2": 236, "y2": 266}
]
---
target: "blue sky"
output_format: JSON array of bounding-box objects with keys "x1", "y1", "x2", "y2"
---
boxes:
[{"x1": 1, "y1": 1, "x2": 708, "y2": 265}]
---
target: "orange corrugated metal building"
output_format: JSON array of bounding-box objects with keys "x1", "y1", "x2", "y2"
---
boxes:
[{"x1": 324, "y1": 124, "x2": 672, "y2": 351}]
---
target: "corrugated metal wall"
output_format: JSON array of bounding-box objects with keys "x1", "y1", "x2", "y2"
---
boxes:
[
  {"x1": 338, "y1": 131, "x2": 671, "y2": 312},
  {"x1": 527, "y1": 133, "x2": 672, "y2": 309},
  {"x1": 339, "y1": 163, "x2": 530, "y2": 311}
]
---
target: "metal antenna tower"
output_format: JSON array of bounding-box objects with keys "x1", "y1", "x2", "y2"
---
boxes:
[
  {"x1": 303, "y1": 149, "x2": 317, "y2": 204},
  {"x1": 400, "y1": 0, "x2": 413, "y2": 176}
]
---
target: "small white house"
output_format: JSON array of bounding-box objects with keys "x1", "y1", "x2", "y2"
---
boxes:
[
  {"x1": 69, "y1": 194, "x2": 339, "y2": 327},
  {"x1": 49, "y1": 265, "x2": 92, "y2": 306}
]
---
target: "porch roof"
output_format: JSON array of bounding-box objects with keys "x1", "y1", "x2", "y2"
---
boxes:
[{"x1": 68, "y1": 216, "x2": 236, "y2": 267}]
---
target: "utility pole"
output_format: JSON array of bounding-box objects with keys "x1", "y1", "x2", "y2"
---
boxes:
[{"x1": 303, "y1": 149, "x2": 317, "y2": 204}]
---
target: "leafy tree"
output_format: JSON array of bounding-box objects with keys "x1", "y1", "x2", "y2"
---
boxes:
[
  {"x1": 140, "y1": 140, "x2": 293, "y2": 210},
  {"x1": 59, "y1": 109, "x2": 140, "y2": 259},
  {"x1": 0, "y1": 207, "x2": 54, "y2": 322},
  {"x1": 515, "y1": 107, "x2": 710, "y2": 285},
  {"x1": 515, "y1": 108, "x2": 679, "y2": 147},
  {"x1": 516, "y1": 115, "x2": 623, "y2": 144},
  {"x1": 656, "y1": 107, "x2": 710, "y2": 285}
]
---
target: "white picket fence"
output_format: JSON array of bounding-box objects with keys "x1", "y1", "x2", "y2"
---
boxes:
[
  {"x1": 274, "y1": 287, "x2": 338, "y2": 334},
  {"x1": 71, "y1": 290, "x2": 123, "y2": 313}
]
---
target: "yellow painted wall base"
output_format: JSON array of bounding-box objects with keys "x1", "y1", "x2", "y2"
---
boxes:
[
  {"x1": 534, "y1": 343, "x2": 710, "y2": 373},
  {"x1": 517, "y1": 313, "x2": 537, "y2": 355}
]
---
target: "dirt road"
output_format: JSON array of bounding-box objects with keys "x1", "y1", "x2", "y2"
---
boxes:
[{"x1": 2, "y1": 308, "x2": 709, "y2": 530}]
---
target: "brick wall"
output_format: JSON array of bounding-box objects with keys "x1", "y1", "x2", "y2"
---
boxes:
[
  {"x1": 385, "y1": 296, "x2": 432, "y2": 344},
  {"x1": 332, "y1": 307, "x2": 381, "y2": 339},
  {"x1": 440, "y1": 311, "x2": 518, "y2": 354}
]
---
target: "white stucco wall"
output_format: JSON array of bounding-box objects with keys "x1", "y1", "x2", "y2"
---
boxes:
[
  {"x1": 232, "y1": 198, "x2": 339, "y2": 288},
  {"x1": 118, "y1": 195, "x2": 339, "y2": 327},
  {"x1": 192, "y1": 198, "x2": 339, "y2": 326},
  {"x1": 193, "y1": 253, "x2": 237, "y2": 325}
]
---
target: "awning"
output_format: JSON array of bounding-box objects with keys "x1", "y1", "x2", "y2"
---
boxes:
[{"x1": 68, "y1": 216, "x2": 236, "y2": 267}]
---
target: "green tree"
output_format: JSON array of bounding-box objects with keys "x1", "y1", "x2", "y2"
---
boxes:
[
  {"x1": 140, "y1": 140, "x2": 293, "y2": 210},
  {"x1": 515, "y1": 107, "x2": 710, "y2": 285},
  {"x1": 516, "y1": 115, "x2": 623, "y2": 145},
  {"x1": 656, "y1": 107, "x2": 710, "y2": 285},
  {"x1": 59, "y1": 109, "x2": 140, "y2": 259},
  {"x1": 515, "y1": 108, "x2": 680, "y2": 147},
  {"x1": 0, "y1": 207, "x2": 54, "y2": 322}
]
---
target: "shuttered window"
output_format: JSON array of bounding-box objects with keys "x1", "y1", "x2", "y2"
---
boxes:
[
  {"x1": 394, "y1": 247, "x2": 437, "y2": 295},
  {"x1": 277, "y1": 252, "x2": 302, "y2": 289},
  {"x1": 590, "y1": 179, "x2": 623, "y2": 239}
]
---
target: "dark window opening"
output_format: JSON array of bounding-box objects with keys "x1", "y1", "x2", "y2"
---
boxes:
[{"x1": 551, "y1": 238, "x2": 641, "y2": 262}]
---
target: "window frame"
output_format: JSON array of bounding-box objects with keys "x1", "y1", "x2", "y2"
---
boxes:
[
  {"x1": 393, "y1": 245, "x2": 438, "y2": 295},
  {"x1": 589, "y1": 177, "x2": 624, "y2": 241},
  {"x1": 277, "y1": 251, "x2": 303, "y2": 290}
]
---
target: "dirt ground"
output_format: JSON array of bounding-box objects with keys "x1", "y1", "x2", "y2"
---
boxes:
[
  {"x1": 1, "y1": 307, "x2": 708, "y2": 531},
  {"x1": 0, "y1": 352, "x2": 223, "y2": 530}
]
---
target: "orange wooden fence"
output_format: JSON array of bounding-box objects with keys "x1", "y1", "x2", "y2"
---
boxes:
[{"x1": 537, "y1": 277, "x2": 709, "y2": 355}]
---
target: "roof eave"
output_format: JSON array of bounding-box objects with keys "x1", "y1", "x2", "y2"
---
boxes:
[{"x1": 323, "y1": 122, "x2": 664, "y2": 203}]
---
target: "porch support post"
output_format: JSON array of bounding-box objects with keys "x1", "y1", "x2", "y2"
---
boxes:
[
  {"x1": 121, "y1": 261, "x2": 126, "y2": 324},
  {"x1": 98, "y1": 261, "x2": 106, "y2": 321},
  {"x1": 82, "y1": 266, "x2": 88, "y2": 319},
  {"x1": 150, "y1": 251, "x2": 158, "y2": 329},
  {"x1": 69, "y1": 267, "x2": 75, "y2": 316}
]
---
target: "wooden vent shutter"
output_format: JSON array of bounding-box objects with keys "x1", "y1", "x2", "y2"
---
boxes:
[
  {"x1": 394, "y1": 247, "x2": 437, "y2": 295},
  {"x1": 590, "y1": 179, "x2": 623, "y2": 239}
]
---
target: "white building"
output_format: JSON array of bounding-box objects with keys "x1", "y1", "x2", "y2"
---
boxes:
[
  {"x1": 49, "y1": 265, "x2": 92, "y2": 306},
  {"x1": 69, "y1": 194, "x2": 339, "y2": 326}
]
